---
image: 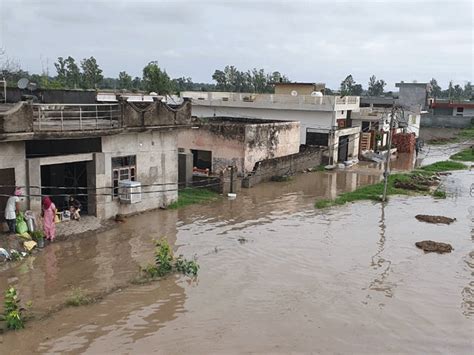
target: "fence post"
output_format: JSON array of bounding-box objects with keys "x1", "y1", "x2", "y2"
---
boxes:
[
  {"x1": 96, "y1": 105, "x2": 99, "y2": 129},
  {"x1": 110, "y1": 105, "x2": 113, "y2": 127},
  {"x1": 79, "y1": 106, "x2": 83, "y2": 130},
  {"x1": 38, "y1": 106, "x2": 41, "y2": 131},
  {"x1": 61, "y1": 108, "x2": 64, "y2": 131}
]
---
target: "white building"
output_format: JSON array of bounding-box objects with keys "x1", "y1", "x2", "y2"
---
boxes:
[{"x1": 180, "y1": 89, "x2": 361, "y2": 163}]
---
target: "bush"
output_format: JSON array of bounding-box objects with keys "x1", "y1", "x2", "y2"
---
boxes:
[
  {"x1": 65, "y1": 287, "x2": 93, "y2": 307},
  {"x1": 2, "y1": 286, "x2": 25, "y2": 330},
  {"x1": 140, "y1": 238, "x2": 199, "y2": 279}
]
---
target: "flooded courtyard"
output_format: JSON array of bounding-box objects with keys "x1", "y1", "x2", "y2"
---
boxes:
[{"x1": 0, "y1": 155, "x2": 473, "y2": 354}]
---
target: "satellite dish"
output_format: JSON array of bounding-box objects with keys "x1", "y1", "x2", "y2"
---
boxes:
[
  {"x1": 149, "y1": 92, "x2": 158, "y2": 96},
  {"x1": 17, "y1": 78, "x2": 29, "y2": 89},
  {"x1": 27, "y1": 82, "x2": 37, "y2": 91},
  {"x1": 311, "y1": 91, "x2": 323, "y2": 97},
  {"x1": 291, "y1": 90, "x2": 298, "y2": 96}
]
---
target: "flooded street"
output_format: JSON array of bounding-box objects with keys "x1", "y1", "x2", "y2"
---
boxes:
[{"x1": 1, "y1": 161, "x2": 473, "y2": 353}]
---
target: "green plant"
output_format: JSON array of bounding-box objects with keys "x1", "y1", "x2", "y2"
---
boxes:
[
  {"x1": 155, "y1": 238, "x2": 174, "y2": 276},
  {"x1": 3, "y1": 286, "x2": 25, "y2": 330},
  {"x1": 30, "y1": 230, "x2": 44, "y2": 241},
  {"x1": 450, "y1": 148, "x2": 474, "y2": 162},
  {"x1": 433, "y1": 189, "x2": 447, "y2": 199},
  {"x1": 140, "y1": 238, "x2": 200, "y2": 279},
  {"x1": 9, "y1": 250, "x2": 22, "y2": 261},
  {"x1": 175, "y1": 255, "x2": 200, "y2": 276},
  {"x1": 65, "y1": 287, "x2": 93, "y2": 307},
  {"x1": 168, "y1": 188, "x2": 219, "y2": 209},
  {"x1": 420, "y1": 161, "x2": 467, "y2": 172}
]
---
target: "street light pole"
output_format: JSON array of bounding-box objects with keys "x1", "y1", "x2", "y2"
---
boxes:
[{"x1": 382, "y1": 105, "x2": 396, "y2": 202}]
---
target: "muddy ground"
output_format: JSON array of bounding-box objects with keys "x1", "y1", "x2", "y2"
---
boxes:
[{"x1": 0, "y1": 150, "x2": 473, "y2": 354}]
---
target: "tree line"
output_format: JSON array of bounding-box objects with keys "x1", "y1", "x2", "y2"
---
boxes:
[
  {"x1": 338, "y1": 74, "x2": 472, "y2": 100},
  {"x1": 0, "y1": 55, "x2": 472, "y2": 99},
  {"x1": 0, "y1": 56, "x2": 291, "y2": 95}
]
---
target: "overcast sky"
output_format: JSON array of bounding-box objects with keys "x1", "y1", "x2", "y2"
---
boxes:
[{"x1": 1, "y1": 0, "x2": 472, "y2": 89}]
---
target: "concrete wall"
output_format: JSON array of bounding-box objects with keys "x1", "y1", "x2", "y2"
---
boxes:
[
  {"x1": 396, "y1": 83, "x2": 429, "y2": 111},
  {"x1": 420, "y1": 114, "x2": 474, "y2": 128},
  {"x1": 122, "y1": 100, "x2": 192, "y2": 127},
  {"x1": 178, "y1": 120, "x2": 300, "y2": 174},
  {"x1": 0, "y1": 141, "x2": 27, "y2": 210},
  {"x1": 243, "y1": 146, "x2": 324, "y2": 187},
  {"x1": 453, "y1": 107, "x2": 474, "y2": 117},
  {"x1": 99, "y1": 130, "x2": 178, "y2": 219},
  {"x1": 274, "y1": 84, "x2": 323, "y2": 95},
  {"x1": 0, "y1": 102, "x2": 33, "y2": 134},
  {"x1": 5, "y1": 87, "x2": 96, "y2": 104},
  {"x1": 190, "y1": 105, "x2": 333, "y2": 144}
]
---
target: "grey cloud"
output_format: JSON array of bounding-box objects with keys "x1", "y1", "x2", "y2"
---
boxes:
[{"x1": 0, "y1": 0, "x2": 472, "y2": 89}]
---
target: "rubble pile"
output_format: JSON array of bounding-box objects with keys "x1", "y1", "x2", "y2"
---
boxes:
[
  {"x1": 415, "y1": 240, "x2": 453, "y2": 254},
  {"x1": 415, "y1": 214, "x2": 456, "y2": 224}
]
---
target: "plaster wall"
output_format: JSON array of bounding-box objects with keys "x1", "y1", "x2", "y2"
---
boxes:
[{"x1": 191, "y1": 105, "x2": 332, "y2": 144}]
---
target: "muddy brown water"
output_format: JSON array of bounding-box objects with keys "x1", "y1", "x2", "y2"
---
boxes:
[{"x1": 0, "y1": 166, "x2": 473, "y2": 353}]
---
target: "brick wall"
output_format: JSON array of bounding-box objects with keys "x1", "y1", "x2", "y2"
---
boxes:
[{"x1": 392, "y1": 132, "x2": 416, "y2": 153}]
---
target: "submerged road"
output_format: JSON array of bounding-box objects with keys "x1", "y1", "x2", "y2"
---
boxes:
[{"x1": 0, "y1": 151, "x2": 473, "y2": 354}]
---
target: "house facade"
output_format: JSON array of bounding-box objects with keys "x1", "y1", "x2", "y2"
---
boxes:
[
  {"x1": 0, "y1": 97, "x2": 193, "y2": 224},
  {"x1": 180, "y1": 89, "x2": 361, "y2": 164},
  {"x1": 178, "y1": 117, "x2": 300, "y2": 175}
]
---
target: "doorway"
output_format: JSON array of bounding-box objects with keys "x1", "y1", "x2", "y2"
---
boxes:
[
  {"x1": 41, "y1": 162, "x2": 89, "y2": 214},
  {"x1": 338, "y1": 136, "x2": 349, "y2": 162},
  {"x1": 0, "y1": 168, "x2": 15, "y2": 221}
]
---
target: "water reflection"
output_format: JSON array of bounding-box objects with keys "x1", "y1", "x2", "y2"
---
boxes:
[{"x1": 367, "y1": 204, "x2": 394, "y2": 299}]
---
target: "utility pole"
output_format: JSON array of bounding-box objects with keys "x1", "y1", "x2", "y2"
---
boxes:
[{"x1": 382, "y1": 104, "x2": 396, "y2": 202}]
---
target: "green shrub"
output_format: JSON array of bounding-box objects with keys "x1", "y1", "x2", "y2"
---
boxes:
[
  {"x1": 3, "y1": 286, "x2": 25, "y2": 330},
  {"x1": 450, "y1": 148, "x2": 474, "y2": 162},
  {"x1": 421, "y1": 161, "x2": 467, "y2": 172},
  {"x1": 65, "y1": 287, "x2": 93, "y2": 307},
  {"x1": 169, "y1": 188, "x2": 218, "y2": 209}
]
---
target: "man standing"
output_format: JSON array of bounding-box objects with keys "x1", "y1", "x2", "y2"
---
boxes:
[{"x1": 5, "y1": 188, "x2": 21, "y2": 234}]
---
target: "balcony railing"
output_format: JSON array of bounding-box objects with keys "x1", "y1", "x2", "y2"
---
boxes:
[{"x1": 33, "y1": 103, "x2": 120, "y2": 132}]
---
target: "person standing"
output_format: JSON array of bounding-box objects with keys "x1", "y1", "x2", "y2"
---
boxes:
[
  {"x1": 42, "y1": 196, "x2": 56, "y2": 242},
  {"x1": 5, "y1": 188, "x2": 22, "y2": 234}
]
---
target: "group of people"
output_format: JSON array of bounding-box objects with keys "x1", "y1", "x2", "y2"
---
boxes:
[{"x1": 5, "y1": 189, "x2": 82, "y2": 243}]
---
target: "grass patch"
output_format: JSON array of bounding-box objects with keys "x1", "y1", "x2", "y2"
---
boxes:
[
  {"x1": 65, "y1": 287, "x2": 93, "y2": 307},
  {"x1": 450, "y1": 148, "x2": 474, "y2": 162},
  {"x1": 420, "y1": 160, "x2": 467, "y2": 172},
  {"x1": 433, "y1": 189, "x2": 447, "y2": 199},
  {"x1": 315, "y1": 161, "x2": 465, "y2": 209},
  {"x1": 427, "y1": 126, "x2": 474, "y2": 145},
  {"x1": 168, "y1": 188, "x2": 219, "y2": 209}
]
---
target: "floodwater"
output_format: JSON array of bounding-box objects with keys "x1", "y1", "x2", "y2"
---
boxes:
[{"x1": 1, "y1": 159, "x2": 473, "y2": 353}]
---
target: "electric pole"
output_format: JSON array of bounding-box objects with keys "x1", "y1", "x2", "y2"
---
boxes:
[{"x1": 382, "y1": 104, "x2": 396, "y2": 202}]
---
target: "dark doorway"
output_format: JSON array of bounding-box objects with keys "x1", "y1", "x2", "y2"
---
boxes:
[
  {"x1": 191, "y1": 150, "x2": 212, "y2": 171},
  {"x1": 338, "y1": 136, "x2": 349, "y2": 162},
  {"x1": 0, "y1": 168, "x2": 15, "y2": 221},
  {"x1": 41, "y1": 162, "x2": 88, "y2": 213}
]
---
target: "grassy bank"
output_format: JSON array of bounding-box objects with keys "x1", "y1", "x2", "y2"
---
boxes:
[
  {"x1": 315, "y1": 161, "x2": 467, "y2": 209},
  {"x1": 427, "y1": 126, "x2": 474, "y2": 145},
  {"x1": 450, "y1": 148, "x2": 474, "y2": 162},
  {"x1": 168, "y1": 188, "x2": 219, "y2": 209}
]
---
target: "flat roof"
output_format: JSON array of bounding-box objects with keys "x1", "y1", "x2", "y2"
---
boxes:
[
  {"x1": 202, "y1": 116, "x2": 295, "y2": 125},
  {"x1": 274, "y1": 82, "x2": 324, "y2": 86}
]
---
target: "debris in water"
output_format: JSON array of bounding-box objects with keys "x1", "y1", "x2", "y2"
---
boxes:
[
  {"x1": 415, "y1": 214, "x2": 456, "y2": 224},
  {"x1": 115, "y1": 214, "x2": 126, "y2": 223},
  {"x1": 238, "y1": 237, "x2": 248, "y2": 244},
  {"x1": 415, "y1": 240, "x2": 453, "y2": 254}
]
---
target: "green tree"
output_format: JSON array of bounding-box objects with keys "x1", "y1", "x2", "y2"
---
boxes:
[
  {"x1": 132, "y1": 76, "x2": 142, "y2": 91},
  {"x1": 340, "y1": 74, "x2": 363, "y2": 96},
  {"x1": 142, "y1": 61, "x2": 172, "y2": 94},
  {"x1": 367, "y1": 75, "x2": 386, "y2": 96},
  {"x1": 429, "y1": 78, "x2": 442, "y2": 98},
  {"x1": 463, "y1": 81, "x2": 472, "y2": 99},
  {"x1": 452, "y1": 84, "x2": 463, "y2": 100},
  {"x1": 80, "y1": 56, "x2": 103, "y2": 89},
  {"x1": 117, "y1": 71, "x2": 132, "y2": 90}
]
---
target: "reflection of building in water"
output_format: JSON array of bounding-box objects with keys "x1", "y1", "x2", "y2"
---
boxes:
[{"x1": 391, "y1": 153, "x2": 416, "y2": 172}]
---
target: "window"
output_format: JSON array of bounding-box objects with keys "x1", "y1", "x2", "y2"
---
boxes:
[
  {"x1": 456, "y1": 107, "x2": 464, "y2": 116},
  {"x1": 112, "y1": 155, "x2": 136, "y2": 197}
]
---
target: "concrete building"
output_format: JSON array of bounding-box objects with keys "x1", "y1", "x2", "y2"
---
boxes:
[
  {"x1": 273, "y1": 82, "x2": 325, "y2": 96},
  {"x1": 178, "y1": 117, "x2": 300, "y2": 175},
  {"x1": 423, "y1": 99, "x2": 474, "y2": 128},
  {"x1": 0, "y1": 97, "x2": 193, "y2": 224},
  {"x1": 181, "y1": 88, "x2": 361, "y2": 164}
]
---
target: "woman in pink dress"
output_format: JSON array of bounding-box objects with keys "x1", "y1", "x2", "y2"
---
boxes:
[{"x1": 42, "y1": 196, "x2": 57, "y2": 242}]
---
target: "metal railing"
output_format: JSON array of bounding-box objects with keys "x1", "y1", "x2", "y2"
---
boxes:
[{"x1": 33, "y1": 103, "x2": 121, "y2": 132}]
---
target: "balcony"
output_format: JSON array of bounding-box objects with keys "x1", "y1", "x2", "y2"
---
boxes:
[{"x1": 33, "y1": 103, "x2": 121, "y2": 132}]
